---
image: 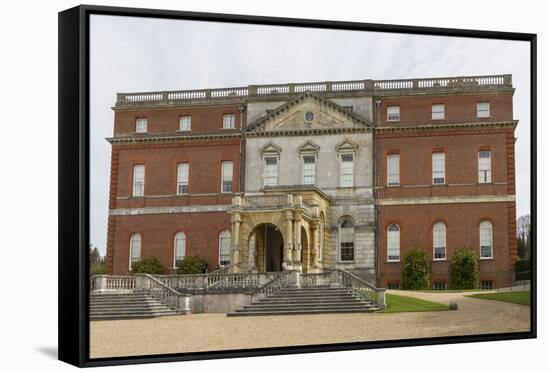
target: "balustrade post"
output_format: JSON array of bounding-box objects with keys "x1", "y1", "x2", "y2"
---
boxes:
[
  {"x1": 376, "y1": 289, "x2": 386, "y2": 309},
  {"x1": 176, "y1": 295, "x2": 191, "y2": 314},
  {"x1": 135, "y1": 274, "x2": 147, "y2": 290},
  {"x1": 329, "y1": 270, "x2": 340, "y2": 288}
]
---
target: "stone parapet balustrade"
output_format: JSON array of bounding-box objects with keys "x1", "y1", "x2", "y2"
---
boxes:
[{"x1": 114, "y1": 74, "x2": 513, "y2": 109}]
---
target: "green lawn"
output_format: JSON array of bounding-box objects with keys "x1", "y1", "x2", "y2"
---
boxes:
[
  {"x1": 413, "y1": 289, "x2": 489, "y2": 293},
  {"x1": 467, "y1": 291, "x2": 531, "y2": 306},
  {"x1": 378, "y1": 293, "x2": 449, "y2": 313}
]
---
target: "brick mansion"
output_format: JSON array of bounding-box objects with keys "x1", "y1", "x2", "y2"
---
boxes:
[{"x1": 104, "y1": 74, "x2": 518, "y2": 289}]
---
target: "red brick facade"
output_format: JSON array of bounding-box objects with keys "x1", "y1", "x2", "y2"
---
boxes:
[{"x1": 105, "y1": 77, "x2": 518, "y2": 289}]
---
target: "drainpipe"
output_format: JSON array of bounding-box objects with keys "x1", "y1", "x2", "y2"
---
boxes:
[
  {"x1": 238, "y1": 105, "x2": 246, "y2": 194},
  {"x1": 374, "y1": 97, "x2": 382, "y2": 287}
]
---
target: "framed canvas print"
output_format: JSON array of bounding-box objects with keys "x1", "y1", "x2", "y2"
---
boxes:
[{"x1": 58, "y1": 4, "x2": 537, "y2": 367}]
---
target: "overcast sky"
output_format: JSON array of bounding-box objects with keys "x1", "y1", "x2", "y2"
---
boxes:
[{"x1": 90, "y1": 15, "x2": 531, "y2": 255}]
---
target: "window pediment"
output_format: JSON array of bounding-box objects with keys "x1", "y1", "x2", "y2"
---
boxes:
[
  {"x1": 335, "y1": 138, "x2": 359, "y2": 154},
  {"x1": 259, "y1": 142, "x2": 282, "y2": 156},
  {"x1": 298, "y1": 140, "x2": 320, "y2": 155}
]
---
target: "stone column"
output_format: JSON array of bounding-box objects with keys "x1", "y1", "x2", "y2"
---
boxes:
[
  {"x1": 311, "y1": 222, "x2": 319, "y2": 270},
  {"x1": 293, "y1": 211, "x2": 302, "y2": 271},
  {"x1": 283, "y1": 210, "x2": 293, "y2": 269},
  {"x1": 231, "y1": 213, "x2": 241, "y2": 271}
]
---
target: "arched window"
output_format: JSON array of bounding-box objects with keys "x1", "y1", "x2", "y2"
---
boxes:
[
  {"x1": 480, "y1": 221, "x2": 493, "y2": 259},
  {"x1": 387, "y1": 224, "x2": 400, "y2": 262},
  {"x1": 433, "y1": 222, "x2": 446, "y2": 260},
  {"x1": 129, "y1": 233, "x2": 141, "y2": 270},
  {"x1": 219, "y1": 230, "x2": 231, "y2": 267},
  {"x1": 339, "y1": 218, "x2": 354, "y2": 262},
  {"x1": 173, "y1": 232, "x2": 186, "y2": 267}
]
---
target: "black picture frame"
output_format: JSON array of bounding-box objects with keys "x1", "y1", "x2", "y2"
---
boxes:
[{"x1": 58, "y1": 4, "x2": 537, "y2": 368}]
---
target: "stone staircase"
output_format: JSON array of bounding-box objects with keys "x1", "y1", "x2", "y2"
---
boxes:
[
  {"x1": 227, "y1": 286, "x2": 378, "y2": 316},
  {"x1": 90, "y1": 290, "x2": 178, "y2": 320}
]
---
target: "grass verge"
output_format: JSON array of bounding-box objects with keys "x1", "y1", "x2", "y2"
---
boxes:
[
  {"x1": 467, "y1": 291, "x2": 530, "y2": 306},
  {"x1": 378, "y1": 293, "x2": 449, "y2": 313}
]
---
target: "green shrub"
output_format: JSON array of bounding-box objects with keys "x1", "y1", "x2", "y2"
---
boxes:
[
  {"x1": 450, "y1": 248, "x2": 479, "y2": 289},
  {"x1": 89, "y1": 246, "x2": 105, "y2": 276},
  {"x1": 131, "y1": 257, "x2": 164, "y2": 274},
  {"x1": 402, "y1": 249, "x2": 430, "y2": 290},
  {"x1": 176, "y1": 256, "x2": 208, "y2": 274}
]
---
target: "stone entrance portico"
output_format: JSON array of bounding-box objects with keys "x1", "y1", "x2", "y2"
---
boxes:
[{"x1": 228, "y1": 188, "x2": 330, "y2": 273}]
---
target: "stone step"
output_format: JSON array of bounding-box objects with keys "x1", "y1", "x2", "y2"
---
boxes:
[
  {"x1": 265, "y1": 295, "x2": 361, "y2": 301},
  {"x1": 90, "y1": 299, "x2": 165, "y2": 305},
  {"x1": 90, "y1": 311, "x2": 178, "y2": 320},
  {"x1": 90, "y1": 305, "x2": 173, "y2": 311},
  {"x1": 253, "y1": 298, "x2": 367, "y2": 305},
  {"x1": 243, "y1": 303, "x2": 374, "y2": 310},
  {"x1": 227, "y1": 308, "x2": 377, "y2": 317}
]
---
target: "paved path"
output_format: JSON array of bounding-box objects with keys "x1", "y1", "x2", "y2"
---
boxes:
[{"x1": 90, "y1": 290, "x2": 530, "y2": 358}]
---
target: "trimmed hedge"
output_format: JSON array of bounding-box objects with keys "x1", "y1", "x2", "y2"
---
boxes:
[
  {"x1": 131, "y1": 257, "x2": 164, "y2": 274},
  {"x1": 176, "y1": 256, "x2": 208, "y2": 274},
  {"x1": 515, "y1": 260, "x2": 531, "y2": 281},
  {"x1": 402, "y1": 249, "x2": 430, "y2": 290},
  {"x1": 450, "y1": 248, "x2": 479, "y2": 289}
]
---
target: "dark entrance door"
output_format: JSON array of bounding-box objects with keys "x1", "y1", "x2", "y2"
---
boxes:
[{"x1": 264, "y1": 224, "x2": 283, "y2": 272}]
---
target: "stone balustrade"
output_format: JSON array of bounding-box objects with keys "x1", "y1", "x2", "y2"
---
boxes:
[{"x1": 114, "y1": 74, "x2": 512, "y2": 108}]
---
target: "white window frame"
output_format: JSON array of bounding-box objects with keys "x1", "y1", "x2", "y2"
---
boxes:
[
  {"x1": 219, "y1": 230, "x2": 231, "y2": 267},
  {"x1": 387, "y1": 154, "x2": 400, "y2": 186},
  {"x1": 338, "y1": 218, "x2": 355, "y2": 262},
  {"x1": 176, "y1": 163, "x2": 189, "y2": 195},
  {"x1": 302, "y1": 155, "x2": 316, "y2": 185},
  {"x1": 433, "y1": 222, "x2": 447, "y2": 261},
  {"x1": 132, "y1": 164, "x2": 145, "y2": 197},
  {"x1": 432, "y1": 152, "x2": 445, "y2": 185},
  {"x1": 478, "y1": 150, "x2": 492, "y2": 183},
  {"x1": 339, "y1": 153, "x2": 354, "y2": 187},
  {"x1": 173, "y1": 232, "x2": 186, "y2": 268},
  {"x1": 129, "y1": 233, "x2": 141, "y2": 270},
  {"x1": 221, "y1": 161, "x2": 233, "y2": 193},
  {"x1": 387, "y1": 224, "x2": 400, "y2": 262},
  {"x1": 263, "y1": 156, "x2": 279, "y2": 187},
  {"x1": 480, "y1": 221, "x2": 493, "y2": 259},
  {"x1": 387, "y1": 106, "x2": 400, "y2": 122},
  {"x1": 179, "y1": 116, "x2": 191, "y2": 131},
  {"x1": 223, "y1": 114, "x2": 235, "y2": 129},
  {"x1": 477, "y1": 102, "x2": 491, "y2": 118},
  {"x1": 135, "y1": 118, "x2": 147, "y2": 133},
  {"x1": 432, "y1": 104, "x2": 445, "y2": 120}
]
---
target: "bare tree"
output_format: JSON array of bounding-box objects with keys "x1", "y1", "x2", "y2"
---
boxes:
[{"x1": 516, "y1": 214, "x2": 531, "y2": 260}]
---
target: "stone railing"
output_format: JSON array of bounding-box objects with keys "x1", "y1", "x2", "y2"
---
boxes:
[
  {"x1": 233, "y1": 194, "x2": 318, "y2": 217},
  {"x1": 89, "y1": 275, "x2": 136, "y2": 292},
  {"x1": 331, "y1": 269, "x2": 386, "y2": 309},
  {"x1": 114, "y1": 74, "x2": 512, "y2": 107},
  {"x1": 300, "y1": 272, "x2": 332, "y2": 287},
  {"x1": 251, "y1": 270, "x2": 298, "y2": 303},
  {"x1": 136, "y1": 274, "x2": 190, "y2": 314},
  {"x1": 155, "y1": 272, "x2": 279, "y2": 292}
]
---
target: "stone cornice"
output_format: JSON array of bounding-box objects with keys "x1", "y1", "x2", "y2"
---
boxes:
[
  {"x1": 375, "y1": 120, "x2": 518, "y2": 133},
  {"x1": 106, "y1": 132, "x2": 242, "y2": 144},
  {"x1": 106, "y1": 121, "x2": 517, "y2": 145}
]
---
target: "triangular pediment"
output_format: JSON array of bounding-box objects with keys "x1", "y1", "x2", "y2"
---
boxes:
[
  {"x1": 246, "y1": 91, "x2": 371, "y2": 134},
  {"x1": 259, "y1": 142, "x2": 282, "y2": 155}
]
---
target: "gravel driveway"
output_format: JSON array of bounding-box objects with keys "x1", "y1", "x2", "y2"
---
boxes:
[{"x1": 90, "y1": 290, "x2": 530, "y2": 358}]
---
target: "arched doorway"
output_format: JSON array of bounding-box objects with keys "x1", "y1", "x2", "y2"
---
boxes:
[
  {"x1": 264, "y1": 224, "x2": 284, "y2": 272},
  {"x1": 248, "y1": 223, "x2": 284, "y2": 272}
]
